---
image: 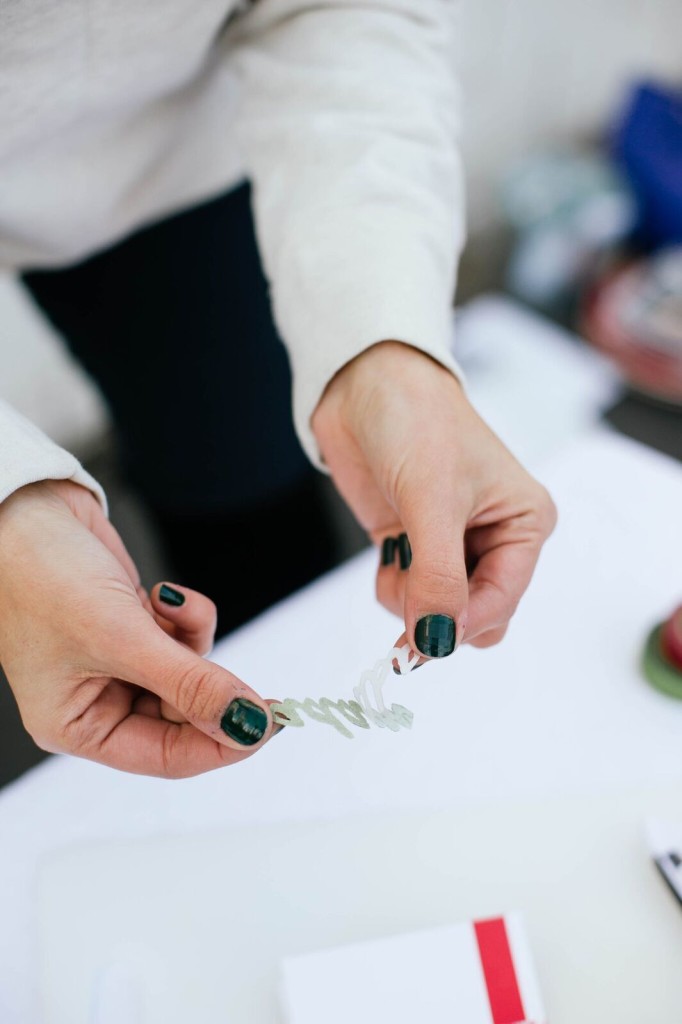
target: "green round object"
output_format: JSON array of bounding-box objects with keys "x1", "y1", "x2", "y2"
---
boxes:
[{"x1": 642, "y1": 626, "x2": 682, "y2": 700}]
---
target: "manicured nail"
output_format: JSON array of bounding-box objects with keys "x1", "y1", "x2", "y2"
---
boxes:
[
  {"x1": 398, "y1": 533, "x2": 412, "y2": 570},
  {"x1": 381, "y1": 537, "x2": 397, "y2": 566},
  {"x1": 220, "y1": 698, "x2": 268, "y2": 745},
  {"x1": 393, "y1": 660, "x2": 424, "y2": 675},
  {"x1": 159, "y1": 584, "x2": 185, "y2": 607},
  {"x1": 415, "y1": 615, "x2": 456, "y2": 658}
]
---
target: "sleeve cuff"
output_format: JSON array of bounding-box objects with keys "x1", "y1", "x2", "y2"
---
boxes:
[
  {"x1": 0, "y1": 400, "x2": 108, "y2": 514},
  {"x1": 273, "y1": 238, "x2": 464, "y2": 469}
]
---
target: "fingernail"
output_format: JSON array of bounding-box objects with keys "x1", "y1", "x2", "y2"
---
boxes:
[
  {"x1": 393, "y1": 660, "x2": 424, "y2": 675},
  {"x1": 415, "y1": 615, "x2": 456, "y2": 658},
  {"x1": 381, "y1": 537, "x2": 397, "y2": 566},
  {"x1": 159, "y1": 584, "x2": 185, "y2": 607},
  {"x1": 220, "y1": 698, "x2": 268, "y2": 745},
  {"x1": 398, "y1": 533, "x2": 412, "y2": 570}
]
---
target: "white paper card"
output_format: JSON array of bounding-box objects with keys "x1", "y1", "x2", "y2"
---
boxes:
[{"x1": 281, "y1": 913, "x2": 546, "y2": 1024}]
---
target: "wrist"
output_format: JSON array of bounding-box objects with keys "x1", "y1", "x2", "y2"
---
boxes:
[
  {"x1": 0, "y1": 479, "x2": 95, "y2": 539},
  {"x1": 312, "y1": 339, "x2": 463, "y2": 436}
]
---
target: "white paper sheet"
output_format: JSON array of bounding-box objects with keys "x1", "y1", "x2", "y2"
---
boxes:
[{"x1": 281, "y1": 915, "x2": 545, "y2": 1024}]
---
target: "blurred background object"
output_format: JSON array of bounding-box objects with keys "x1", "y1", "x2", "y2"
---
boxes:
[
  {"x1": 498, "y1": 74, "x2": 681, "y2": 456},
  {"x1": 613, "y1": 82, "x2": 682, "y2": 250},
  {"x1": 1, "y1": 0, "x2": 681, "y2": 786},
  {"x1": 501, "y1": 80, "x2": 682, "y2": 404},
  {"x1": 642, "y1": 603, "x2": 682, "y2": 700},
  {"x1": 501, "y1": 150, "x2": 636, "y2": 314},
  {"x1": 582, "y1": 247, "x2": 682, "y2": 406}
]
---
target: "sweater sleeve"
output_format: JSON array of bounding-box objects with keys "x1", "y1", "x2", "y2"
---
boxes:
[
  {"x1": 0, "y1": 399, "x2": 107, "y2": 512},
  {"x1": 229, "y1": 0, "x2": 465, "y2": 467}
]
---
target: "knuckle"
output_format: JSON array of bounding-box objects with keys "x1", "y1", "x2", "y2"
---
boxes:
[
  {"x1": 63, "y1": 712, "x2": 102, "y2": 756},
  {"x1": 480, "y1": 576, "x2": 514, "y2": 617},
  {"x1": 470, "y1": 625, "x2": 508, "y2": 649},
  {"x1": 25, "y1": 721, "x2": 60, "y2": 754},
  {"x1": 13, "y1": 670, "x2": 72, "y2": 754},
  {"x1": 31, "y1": 734, "x2": 56, "y2": 754},
  {"x1": 160, "y1": 725, "x2": 192, "y2": 779},
  {"x1": 499, "y1": 582, "x2": 522, "y2": 618},
  {"x1": 200, "y1": 595, "x2": 218, "y2": 625},
  {"x1": 21, "y1": 706, "x2": 64, "y2": 754},
  {"x1": 185, "y1": 592, "x2": 216, "y2": 626},
  {"x1": 58, "y1": 697, "x2": 114, "y2": 757},
  {"x1": 534, "y1": 486, "x2": 558, "y2": 535}
]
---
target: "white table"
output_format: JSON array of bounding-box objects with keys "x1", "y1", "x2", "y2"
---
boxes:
[{"x1": 1, "y1": 298, "x2": 681, "y2": 1023}]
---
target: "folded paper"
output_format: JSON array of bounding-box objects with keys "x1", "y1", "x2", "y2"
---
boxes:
[{"x1": 271, "y1": 645, "x2": 418, "y2": 739}]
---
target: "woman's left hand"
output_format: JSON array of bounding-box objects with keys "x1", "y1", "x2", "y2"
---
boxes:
[{"x1": 312, "y1": 341, "x2": 557, "y2": 660}]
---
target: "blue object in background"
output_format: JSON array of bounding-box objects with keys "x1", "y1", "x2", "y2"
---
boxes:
[{"x1": 613, "y1": 82, "x2": 682, "y2": 249}]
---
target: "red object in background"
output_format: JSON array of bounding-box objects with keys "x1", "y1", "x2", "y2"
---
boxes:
[
  {"x1": 660, "y1": 606, "x2": 682, "y2": 672},
  {"x1": 581, "y1": 248, "x2": 682, "y2": 405}
]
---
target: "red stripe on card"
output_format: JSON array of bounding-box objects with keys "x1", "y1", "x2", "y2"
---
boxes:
[{"x1": 474, "y1": 918, "x2": 526, "y2": 1024}]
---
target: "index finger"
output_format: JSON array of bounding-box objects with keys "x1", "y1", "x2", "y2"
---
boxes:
[
  {"x1": 465, "y1": 535, "x2": 545, "y2": 643},
  {"x1": 98, "y1": 612, "x2": 275, "y2": 754},
  {"x1": 94, "y1": 711, "x2": 257, "y2": 778}
]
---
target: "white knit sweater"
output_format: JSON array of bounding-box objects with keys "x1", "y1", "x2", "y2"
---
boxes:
[{"x1": 0, "y1": 0, "x2": 465, "y2": 508}]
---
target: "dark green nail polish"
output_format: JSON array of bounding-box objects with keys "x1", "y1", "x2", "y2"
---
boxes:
[
  {"x1": 415, "y1": 615, "x2": 456, "y2": 658},
  {"x1": 398, "y1": 533, "x2": 412, "y2": 570},
  {"x1": 221, "y1": 698, "x2": 268, "y2": 746},
  {"x1": 159, "y1": 584, "x2": 185, "y2": 607},
  {"x1": 393, "y1": 660, "x2": 424, "y2": 675},
  {"x1": 381, "y1": 537, "x2": 397, "y2": 566}
]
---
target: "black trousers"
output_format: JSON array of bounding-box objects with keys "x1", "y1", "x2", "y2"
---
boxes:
[{"x1": 22, "y1": 183, "x2": 338, "y2": 636}]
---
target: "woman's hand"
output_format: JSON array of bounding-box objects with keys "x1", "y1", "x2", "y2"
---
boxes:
[
  {"x1": 0, "y1": 480, "x2": 277, "y2": 777},
  {"x1": 312, "y1": 341, "x2": 557, "y2": 659}
]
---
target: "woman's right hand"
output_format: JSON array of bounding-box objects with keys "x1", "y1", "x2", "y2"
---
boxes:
[{"x1": 0, "y1": 479, "x2": 277, "y2": 778}]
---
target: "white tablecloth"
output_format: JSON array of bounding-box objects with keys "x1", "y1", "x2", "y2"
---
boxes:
[{"x1": 1, "y1": 298, "x2": 680, "y2": 1023}]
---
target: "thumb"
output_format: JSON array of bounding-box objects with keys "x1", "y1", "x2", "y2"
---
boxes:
[
  {"x1": 113, "y1": 615, "x2": 274, "y2": 751},
  {"x1": 396, "y1": 489, "x2": 469, "y2": 661}
]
